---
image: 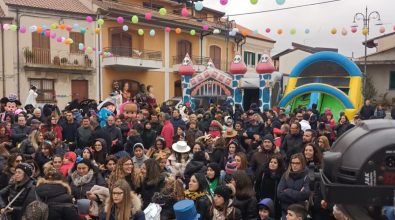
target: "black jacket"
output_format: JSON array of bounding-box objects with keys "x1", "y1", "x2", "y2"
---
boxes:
[
  {"x1": 277, "y1": 168, "x2": 310, "y2": 211},
  {"x1": 11, "y1": 125, "x2": 31, "y2": 145},
  {"x1": 194, "y1": 194, "x2": 212, "y2": 220},
  {"x1": 233, "y1": 195, "x2": 258, "y2": 220},
  {"x1": 184, "y1": 160, "x2": 207, "y2": 185},
  {"x1": 68, "y1": 170, "x2": 105, "y2": 200},
  {"x1": 281, "y1": 132, "x2": 304, "y2": 161},
  {"x1": 60, "y1": 121, "x2": 79, "y2": 143},
  {"x1": 140, "y1": 176, "x2": 165, "y2": 209},
  {"x1": 35, "y1": 178, "x2": 81, "y2": 220},
  {"x1": 0, "y1": 178, "x2": 36, "y2": 220},
  {"x1": 359, "y1": 105, "x2": 375, "y2": 120},
  {"x1": 18, "y1": 139, "x2": 36, "y2": 159}
]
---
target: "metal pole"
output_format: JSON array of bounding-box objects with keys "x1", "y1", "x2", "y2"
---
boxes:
[{"x1": 363, "y1": 7, "x2": 368, "y2": 96}]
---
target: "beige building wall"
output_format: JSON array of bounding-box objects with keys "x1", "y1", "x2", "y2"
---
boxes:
[
  {"x1": 279, "y1": 50, "x2": 311, "y2": 74},
  {"x1": 367, "y1": 64, "x2": 395, "y2": 100},
  {"x1": 376, "y1": 34, "x2": 395, "y2": 52}
]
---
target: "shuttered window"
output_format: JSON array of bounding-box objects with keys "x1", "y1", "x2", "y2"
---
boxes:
[
  {"x1": 209, "y1": 45, "x2": 221, "y2": 69},
  {"x1": 244, "y1": 51, "x2": 255, "y2": 67},
  {"x1": 390, "y1": 71, "x2": 395, "y2": 90},
  {"x1": 70, "y1": 32, "x2": 84, "y2": 53},
  {"x1": 30, "y1": 79, "x2": 56, "y2": 102}
]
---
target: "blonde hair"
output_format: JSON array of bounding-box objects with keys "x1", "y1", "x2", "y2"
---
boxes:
[
  {"x1": 108, "y1": 157, "x2": 140, "y2": 189},
  {"x1": 29, "y1": 130, "x2": 42, "y2": 152},
  {"x1": 318, "y1": 136, "x2": 331, "y2": 151},
  {"x1": 106, "y1": 179, "x2": 132, "y2": 220}
]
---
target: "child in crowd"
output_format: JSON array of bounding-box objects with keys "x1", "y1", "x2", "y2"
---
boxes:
[
  {"x1": 132, "y1": 143, "x2": 148, "y2": 171},
  {"x1": 59, "y1": 151, "x2": 76, "y2": 176},
  {"x1": 258, "y1": 198, "x2": 275, "y2": 220},
  {"x1": 286, "y1": 203, "x2": 307, "y2": 220}
]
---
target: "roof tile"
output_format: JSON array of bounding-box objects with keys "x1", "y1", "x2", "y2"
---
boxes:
[{"x1": 4, "y1": 0, "x2": 93, "y2": 14}]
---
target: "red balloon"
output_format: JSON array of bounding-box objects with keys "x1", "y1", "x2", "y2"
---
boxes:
[{"x1": 265, "y1": 28, "x2": 271, "y2": 33}]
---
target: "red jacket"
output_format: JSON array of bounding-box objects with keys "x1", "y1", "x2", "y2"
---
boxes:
[{"x1": 161, "y1": 120, "x2": 174, "y2": 149}]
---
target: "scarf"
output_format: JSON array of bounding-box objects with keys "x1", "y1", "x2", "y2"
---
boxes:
[
  {"x1": 184, "y1": 190, "x2": 207, "y2": 201},
  {"x1": 71, "y1": 169, "x2": 94, "y2": 186},
  {"x1": 208, "y1": 178, "x2": 218, "y2": 195},
  {"x1": 212, "y1": 200, "x2": 234, "y2": 220}
]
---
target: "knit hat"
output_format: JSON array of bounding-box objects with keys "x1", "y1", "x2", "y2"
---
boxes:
[
  {"x1": 258, "y1": 198, "x2": 274, "y2": 215},
  {"x1": 207, "y1": 162, "x2": 221, "y2": 179},
  {"x1": 16, "y1": 163, "x2": 33, "y2": 177},
  {"x1": 214, "y1": 185, "x2": 232, "y2": 201},
  {"x1": 133, "y1": 143, "x2": 145, "y2": 151},
  {"x1": 225, "y1": 161, "x2": 237, "y2": 175},
  {"x1": 262, "y1": 134, "x2": 274, "y2": 143}
]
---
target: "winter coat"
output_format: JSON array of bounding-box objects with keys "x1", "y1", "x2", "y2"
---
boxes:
[
  {"x1": 35, "y1": 178, "x2": 80, "y2": 220},
  {"x1": 100, "y1": 191, "x2": 145, "y2": 220},
  {"x1": 0, "y1": 178, "x2": 36, "y2": 220},
  {"x1": 233, "y1": 195, "x2": 258, "y2": 220},
  {"x1": 184, "y1": 160, "x2": 207, "y2": 185},
  {"x1": 140, "y1": 175, "x2": 166, "y2": 209},
  {"x1": 193, "y1": 194, "x2": 212, "y2": 220},
  {"x1": 68, "y1": 169, "x2": 106, "y2": 200},
  {"x1": 60, "y1": 121, "x2": 79, "y2": 143},
  {"x1": 170, "y1": 117, "x2": 186, "y2": 134},
  {"x1": 141, "y1": 129, "x2": 157, "y2": 149},
  {"x1": 277, "y1": 168, "x2": 310, "y2": 212},
  {"x1": 103, "y1": 125, "x2": 123, "y2": 150},
  {"x1": 359, "y1": 104, "x2": 375, "y2": 120},
  {"x1": 35, "y1": 151, "x2": 53, "y2": 171},
  {"x1": 76, "y1": 126, "x2": 93, "y2": 149},
  {"x1": 198, "y1": 116, "x2": 211, "y2": 133},
  {"x1": 210, "y1": 147, "x2": 226, "y2": 169},
  {"x1": 209, "y1": 199, "x2": 242, "y2": 220},
  {"x1": 18, "y1": 139, "x2": 36, "y2": 159},
  {"x1": 161, "y1": 121, "x2": 174, "y2": 149},
  {"x1": 185, "y1": 128, "x2": 204, "y2": 147},
  {"x1": 335, "y1": 122, "x2": 354, "y2": 138},
  {"x1": 124, "y1": 135, "x2": 143, "y2": 156},
  {"x1": 251, "y1": 148, "x2": 275, "y2": 177},
  {"x1": 90, "y1": 126, "x2": 112, "y2": 153},
  {"x1": 11, "y1": 125, "x2": 31, "y2": 145},
  {"x1": 375, "y1": 109, "x2": 386, "y2": 119},
  {"x1": 281, "y1": 132, "x2": 304, "y2": 161}
]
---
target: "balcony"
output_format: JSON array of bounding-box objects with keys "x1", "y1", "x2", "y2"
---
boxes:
[
  {"x1": 172, "y1": 55, "x2": 226, "y2": 72},
  {"x1": 102, "y1": 47, "x2": 163, "y2": 71},
  {"x1": 23, "y1": 48, "x2": 95, "y2": 73}
]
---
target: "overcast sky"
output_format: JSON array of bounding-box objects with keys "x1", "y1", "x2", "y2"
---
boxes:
[{"x1": 203, "y1": 0, "x2": 394, "y2": 58}]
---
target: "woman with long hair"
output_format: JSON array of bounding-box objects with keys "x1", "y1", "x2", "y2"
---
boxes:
[
  {"x1": 41, "y1": 115, "x2": 63, "y2": 141},
  {"x1": 317, "y1": 135, "x2": 331, "y2": 152},
  {"x1": 141, "y1": 122, "x2": 157, "y2": 149},
  {"x1": 303, "y1": 143, "x2": 323, "y2": 170},
  {"x1": 209, "y1": 185, "x2": 242, "y2": 220},
  {"x1": 101, "y1": 155, "x2": 117, "y2": 181},
  {"x1": 19, "y1": 129, "x2": 44, "y2": 159},
  {"x1": 184, "y1": 173, "x2": 212, "y2": 220},
  {"x1": 102, "y1": 179, "x2": 145, "y2": 220},
  {"x1": 93, "y1": 138, "x2": 108, "y2": 167},
  {"x1": 335, "y1": 115, "x2": 354, "y2": 138},
  {"x1": 277, "y1": 153, "x2": 310, "y2": 218},
  {"x1": 140, "y1": 159, "x2": 165, "y2": 209},
  {"x1": 231, "y1": 170, "x2": 258, "y2": 220},
  {"x1": 35, "y1": 140, "x2": 55, "y2": 171},
  {"x1": 107, "y1": 157, "x2": 140, "y2": 191},
  {"x1": 0, "y1": 153, "x2": 24, "y2": 188},
  {"x1": 0, "y1": 124, "x2": 11, "y2": 151},
  {"x1": 146, "y1": 138, "x2": 170, "y2": 159}
]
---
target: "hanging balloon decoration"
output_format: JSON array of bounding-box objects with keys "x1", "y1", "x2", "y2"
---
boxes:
[
  {"x1": 95, "y1": 28, "x2": 101, "y2": 34},
  {"x1": 56, "y1": 36, "x2": 63, "y2": 43},
  {"x1": 3, "y1": 24, "x2": 9, "y2": 30},
  {"x1": 277, "y1": 28, "x2": 283, "y2": 35},
  {"x1": 304, "y1": 28, "x2": 310, "y2": 34},
  {"x1": 19, "y1": 26, "x2": 27, "y2": 33},
  {"x1": 79, "y1": 43, "x2": 84, "y2": 50},
  {"x1": 290, "y1": 28, "x2": 296, "y2": 35},
  {"x1": 145, "y1": 12, "x2": 152, "y2": 20},
  {"x1": 29, "y1": 26, "x2": 37, "y2": 32},
  {"x1": 220, "y1": 0, "x2": 228, "y2": 6},
  {"x1": 175, "y1": 28, "x2": 182, "y2": 34},
  {"x1": 131, "y1": 15, "x2": 139, "y2": 24},
  {"x1": 331, "y1": 28, "x2": 337, "y2": 35},
  {"x1": 138, "y1": 29, "x2": 144, "y2": 35},
  {"x1": 195, "y1": 2, "x2": 203, "y2": 11},
  {"x1": 122, "y1": 25, "x2": 129, "y2": 32},
  {"x1": 181, "y1": 7, "x2": 189, "y2": 17},
  {"x1": 10, "y1": 25, "x2": 17, "y2": 32},
  {"x1": 202, "y1": 24, "x2": 209, "y2": 31},
  {"x1": 276, "y1": 0, "x2": 286, "y2": 5},
  {"x1": 97, "y1": 19, "x2": 104, "y2": 26},
  {"x1": 66, "y1": 25, "x2": 72, "y2": 32},
  {"x1": 73, "y1": 24, "x2": 80, "y2": 30},
  {"x1": 150, "y1": 29, "x2": 156, "y2": 36},
  {"x1": 265, "y1": 28, "x2": 271, "y2": 33},
  {"x1": 50, "y1": 23, "x2": 58, "y2": 30},
  {"x1": 351, "y1": 27, "x2": 357, "y2": 33},
  {"x1": 159, "y1": 8, "x2": 167, "y2": 16},
  {"x1": 341, "y1": 28, "x2": 347, "y2": 36},
  {"x1": 379, "y1": 26, "x2": 385, "y2": 34},
  {"x1": 213, "y1": 29, "x2": 221, "y2": 34},
  {"x1": 250, "y1": 0, "x2": 258, "y2": 5},
  {"x1": 80, "y1": 28, "x2": 87, "y2": 34},
  {"x1": 393, "y1": 25, "x2": 395, "y2": 31},
  {"x1": 117, "y1": 17, "x2": 124, "y2": 24},
  {"x1": 190, "y1": 29, "x2": 196, "y2": 36},
  {"x1": 50, "y1": 32, "x2": 57, "y2": 39},
  {"x1": 86, "y1": 16, "x2": 93, "y2": 23},
  {"x1": 44, "y1": 30, "x2": 51, "y2": 37},
  {"x1": 86, "y1": 47, "x2": 93, "y2": 54},
  {"x1": 165, "y1": 27, "x2": 171, "y2": 33},
  {"x1": 59, "y1": 24, "x2": 66, "y2": 30},
  {"x1": 362, "y1": 27, "x2": 369, "y2": 36},
  {"x1": 37, "y1": 26, "x2": 43, "y2": 33}
]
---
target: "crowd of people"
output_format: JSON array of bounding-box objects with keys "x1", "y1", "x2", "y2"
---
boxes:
[{"x1": 0, "y1": 92, "x2": 387, "y2": 220}]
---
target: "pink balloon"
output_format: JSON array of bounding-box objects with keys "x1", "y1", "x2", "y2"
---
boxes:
[
  {"x1": 202, "y1": 24, "x2": 209, "y2": 31},
  {"x1": 393, "y1": 25, "x2": 395, "y2": 31},
  {"x1": 93, "y1": 47, "x2": 97, "y2": 51},
  {"x1": 165, "y1": 27, "x2": 171, "y2": 33},
  {"x1": 117, "y1": 17, "x2": 124, "y2": 24},
  {"x1": 56, "y1": 36, "x2": 62, "y2": 43},
  {"x1": 220, "y1": 0, "x2": 228, "y2": 5},
  {"x1": 66, "y1": 25, "x2": 72, "y2": 32},
  {"x1": 181, "y1": 7, "x2": 189, "y2": 17},
  {"x1": 50, "y1": 32, "x2": 57, "y2": 39},
  {"x1": 19, "y1": 26, "x2": 27, "y2": 33},
  {"x1": 265, "y1": 28, "x2": 271, "y2": 33},
  {"x1": 45, "y1": 30, "x2": 51, "y2": 37},
  {"x1": 145, "y1": 12, "x2": 152, "y2": 20},
  {"x1": 86, "y1": 16, "x2": 93, "y2": 23},
  {"x1": 351, "y1": 27, "x2": 357, "y2": 33}
]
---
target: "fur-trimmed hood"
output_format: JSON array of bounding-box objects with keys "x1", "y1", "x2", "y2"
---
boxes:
[
  {"x1": 105, "y1": 191, "x2": 142, "y2": 216},
  {"x1": 36, "y1": 178, "x2": 72, "y2": 195}
]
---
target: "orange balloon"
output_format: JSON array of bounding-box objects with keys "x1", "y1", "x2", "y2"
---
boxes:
[
  {"x1": 277, "y1": 29, "x2": 283, "y2": 35},
  {"x1": 175, "y1": 28, "x2": 182, "y2": 34},
  {"x1": 59, "y1": 24, "x2": 65, "y2": 30},
  {"x1": 36, "y1": 26, "x2": 43, "y2": 33},
  {"x1": 241, "y1": 30, "x2": 248, "y2": 36}
]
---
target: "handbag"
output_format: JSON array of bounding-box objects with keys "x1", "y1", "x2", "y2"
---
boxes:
[{"x1": 144, "y1": 203, "x2": 162, "y2": 220}]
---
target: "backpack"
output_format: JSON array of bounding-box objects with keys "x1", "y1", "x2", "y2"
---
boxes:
[{"x1": 22, "y1": 200, "x2": 48, "y2": 220}]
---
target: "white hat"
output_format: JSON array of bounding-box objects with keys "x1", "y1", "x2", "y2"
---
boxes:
[{"x1": 172, "y1": 141, "x2": 191, "y2": 153}]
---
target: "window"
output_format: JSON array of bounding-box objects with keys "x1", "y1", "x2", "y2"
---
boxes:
[
  {"x1": 209, "y1": 45, "x2": 221, "y2": 69},
  {"x1": 257, "y1": 54, "x2": 262, "y2": 63},
  {"x1": 32, "y1": 32, "x2": 50, "y2": 64},
  {"x1": 30, "y1": 79, "x2": 56, "y2": 102},
  {"x1": 70, "y1": 32, "x2": 84, "y2": 53},
  {"x1": 244, "y1": 51, "x2": 256, "y2": 67},
  {"x1": 390, "y1": 71, "x2": 395, "y2": 90},
  {"x1": 177, "y1": 40, "x2": 192, "y2": 63}
]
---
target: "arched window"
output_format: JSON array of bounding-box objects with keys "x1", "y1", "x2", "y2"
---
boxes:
[
  {"x1": 209, "y1": 45, "x2": 221, "y2": 69},
  {"x1": 177, "y1": 40, "x2": 192, "y2": 63}
]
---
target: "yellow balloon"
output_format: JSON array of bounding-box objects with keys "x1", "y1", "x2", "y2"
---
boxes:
[
  {"x1": 362, "y1": 27, "x2": 369, "y2": 36},
  {"x1": 331, "y1": 28, "x2": 337, "y2": 35}
]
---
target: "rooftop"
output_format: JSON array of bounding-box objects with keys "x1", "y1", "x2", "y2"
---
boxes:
[
  {"x1": 272, "y1": 42, "x2": 338, "y2": 59},
  {"x1": 363, "y1": 32, "x2": 395, "y2": 48},
  {"x1": 236, "y1": 24, "x2": 276, "y2": 43},
  {"x1": 4, "y1": 0, "x2": 93, "y2": 14}
]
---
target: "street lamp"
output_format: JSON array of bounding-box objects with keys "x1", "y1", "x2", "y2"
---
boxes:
[{"x1": 352, "y1": 7, "x2": 382, "y2": 96}]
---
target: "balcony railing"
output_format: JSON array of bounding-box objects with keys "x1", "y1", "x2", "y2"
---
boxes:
[
  {"x1": 103, "y1": 47, "x2": 162, "y2": 61},
  {"x1": 23, "y1": 47, "x2": 94, "y2": 69},
  {"x1": 172, "y1": 55, "x2": 225, "y2": 71}
]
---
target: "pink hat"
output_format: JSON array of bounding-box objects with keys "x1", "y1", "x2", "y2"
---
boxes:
[{"x1": 225, "y1": 161, "x2": 237, "y2": 175}]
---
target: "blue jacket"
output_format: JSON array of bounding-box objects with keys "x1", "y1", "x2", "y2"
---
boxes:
[{"x1": 277, "y1": 168, "x2": 310, "y2": 211}]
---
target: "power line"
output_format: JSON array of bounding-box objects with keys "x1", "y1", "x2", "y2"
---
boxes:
[{"x1": 227, "y1": 0, "x2": 342, "y2": 17}]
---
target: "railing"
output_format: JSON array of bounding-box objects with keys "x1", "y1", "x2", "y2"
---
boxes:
[
  {"x1": 172, "y1": 55, "x2": 225, "y2": 70},
  {"x1": 103, "y1": 47, "x2": 162, "y2": 61},
  {"x1": 23, "y1": 47, "x2": 94, "y2": 68}
]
